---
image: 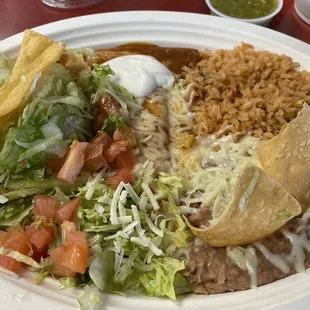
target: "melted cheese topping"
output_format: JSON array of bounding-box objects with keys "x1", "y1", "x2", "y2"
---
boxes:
[
  {"x1": 227, "y1": 246, "x2": 258, "y2": 288},
  {"x1": 179, "y1": 134, "x2": 261, "y2": 220},
  {"x1": 229, "y1": 216, "x2": 310, "y2": 286}
]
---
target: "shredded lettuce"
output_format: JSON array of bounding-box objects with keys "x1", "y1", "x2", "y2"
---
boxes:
[
  {"x1": 93, "y1": 64, "x2": 114, "y2": 77},
  {"x1": 137, "y1": 258, "x2": 185, "y2": 300},
  {"x1": 0, "y1": 64, "x2": 92, "y2": 178},
  {"x1": 158, "y1": 173, "x2": 183, "y2": 189},
  {"x1": 89, "y1": 251, "x2": 115, "y2": 291},
  {"x1": 78, "y1": 285, "x2": 103, "y2": 310},
  {"x1": 0, "y1": 247, "x2": 49, "y2": 269},
  {"x1": 0, "y1": 201, "x2": 33, "y2": 227},
  {"x1": 79, "y1": 63, "x2": 138, "y2": 111},
  {"x1": 101, "y1": 114, "x2": 125, "y2": 136},
  {"x1": 157, "y1": 173, "x2": 184, "y2": 200},
  {"x1": 59, "y1": 276, "x2": 77, "y2": 289},
  {"x1": 31, "y1": 271, "x2": 50, "y2": 285},
  {"x1": 173, "y1": 273, "x2": 191, "y2": 295},
  {"x1": 161, "y1": 201, "x2": 191, "y2": 252}
]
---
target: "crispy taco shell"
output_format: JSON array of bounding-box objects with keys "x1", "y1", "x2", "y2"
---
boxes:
[
  {"x1": 185, "y1": 165, "x2": 301, "y2": 247},
  {"x1": 257, "y1": 104, "x2": 310, "y2": 213},
  {"x1": 0, "y1": 30, "x2": 64, "y2": 131}
]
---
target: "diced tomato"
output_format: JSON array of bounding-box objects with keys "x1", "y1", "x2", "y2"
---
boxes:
[
  {"x1": 44, "y1": 225, "x2": 56, "y2": 241},
  {"x1": 30, "y1": 228, "x2": 53, "y2": 250},
  {"x1": 55, "y1": 198, "x2": 81, "y2": 224},
  {"x1": 86, "y1": 142, "x2": 103, "y2": 160},
  {"x1": 50, "y1": 223, "x2": 88, "y2": 275},
  {"x1": 106, "y1": 169, "x2": 133, "y2": 189},
  {"x1": 62, "y1": 244, "x2": 88, "y2": 274},
  {"x1": 26, "y1": 225, "x2": 55, "y2": 241},
  {"x1": 91, "y1": 132, "x2": 113, "y2": 149},
  {"x1": 104, "y1": 140, "x2": 129, "y2": 163},
  {"x1": 48, "y1": 156, "x2": 67, "y2": 171},
  {"x1": 116, "y1": 151, "x2": 136, "y2": 170},
  {"x1": 98, "y1": 95, "x2": 121, "y2": 117},
  {"x1": 57, "y1": 141, "x2": 88, "y2": 184},
  {"x1": 0, "y1": 231, "x2": 31, "y2": 273},
  {"x1": 34, "y1": 195, "x2": 56, "y2": 218},
  {"x1": 0, "y1": 256, "x2": 21, "y2": 273},
  {"x1": 66, "y1": 231, "x2": 87, "y2": 248},
  {"x1": 113, "y1": 126, "x2": 137, "y2": 148},
  {"x1": 50, "y1": 245, "x2": 76, "y2": 276},
  {"x1": 52, "y1": 262, "x2": 76, "y2": 277},
  {"x1": 96, "y1": 112, "x2": 108, "y2": 131},
  {"x1": 83, "y1": 143, "x2": 108, "y2": 172},
  {"x1": 50, "y1": 245, "x2": 67, "y2": 266},
  {"x1": 31, "y1": 246, "x2": 49, "y2": 263},
  {"x1": 25, "y1": 225, "x2": 38, "y2": 238}
]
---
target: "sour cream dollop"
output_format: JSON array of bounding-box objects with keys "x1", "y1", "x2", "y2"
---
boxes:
[{"x1": 103, "y1": 55, "x2": 175, "y2": 97}]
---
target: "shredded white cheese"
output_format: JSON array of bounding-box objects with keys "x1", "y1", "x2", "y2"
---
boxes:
[
  {"x1": 104, "y1": 221, "x2": 138, "y2": 240},
  {"x1": 145, "y1": 215, "x2": 164, "y2": 237},
  {"x1": 118, "y1": 216, "x2": 133, "y2": 224},
  {"x1": 110, "y1": 181, "x2": 125, "y2": 225},
  {"x1": 124, "y1": 183, "x2": 140, "y2": 205},
  {"x1": 131, "y1": 205, "x2": 145, "y2": 238},
  {"x1": 85, "y1": 170, "x2": 105, "y2": 200},
  {"x1": 130, "y1": 236, "x2": 163, "y2": 256},
  {"x1": 141, "y1": 182, "x2": 160, "y2": 211}
]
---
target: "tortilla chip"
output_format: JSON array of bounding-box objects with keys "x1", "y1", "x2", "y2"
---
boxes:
[
  {"x1": 0, "y1": 30, "x2": 64, "y2": 131},
  {"x1": 257, "y1": 103, "x2": 310, "y2": 213},
  {"x1": 184, "y1": 165, "x2": 301, "y2": 247}
]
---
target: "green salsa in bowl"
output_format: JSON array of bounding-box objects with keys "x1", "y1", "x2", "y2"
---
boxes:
[{"x1": 206, "y1": 0, "x2": 283, "y2": 26}]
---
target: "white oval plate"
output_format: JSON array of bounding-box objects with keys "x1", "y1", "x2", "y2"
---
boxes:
[{"x1": 1, "y1": 11, "x2": 310, "y2": 310}]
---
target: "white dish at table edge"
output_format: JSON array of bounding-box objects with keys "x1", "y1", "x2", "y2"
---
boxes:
[{"x1": 0, "y1": 11, "x2": 310, "y2": 310}]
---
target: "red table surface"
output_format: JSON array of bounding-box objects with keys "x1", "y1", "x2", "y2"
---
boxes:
[{"x1": 0, "y1": 0, "x2": 309, "y2": 43}]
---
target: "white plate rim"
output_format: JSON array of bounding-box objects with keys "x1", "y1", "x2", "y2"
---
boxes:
[{"x1": 0, "y1": 11, "x2": 310, "y2": 310}]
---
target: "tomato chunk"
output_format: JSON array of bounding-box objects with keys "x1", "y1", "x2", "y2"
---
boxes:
[
  {"x1": 0, "y1": 231, "x2": 31, "y2": 273},
  {"x1": 30, "y1": 228, "x2": 53, "y2": 250},
  {"x1": 98, "y1": 95, "x2": 121, "y2": 117},
  {"x1": 66, "y1": 231, "x2": 87, "y2": 248},
  {"x1": 57, "y1": 141, "x2": 88, "y2": 184},
  {"x1": 50, "y1": 222, "x2": 88, "y2": 275},
  {"x1": 84, "y1": 143, "x2": 108, "y2": 172},
  {"x1": 113, "y1": 126, "x2": 137, "y2": 148},
  {"x1": 25, "y1": 225, "x2": 37, "y2": 238},
  {"x1": 52, "y1": 262, "x2": 76, "y2": 277},
  {"x1": 48, "y1": 156, "x2": 66, "y2": 171},
  {"x1": 91, "y1": 132, "x2": 113, "y2": 149},
  {"x1": 116, "y1": 151, "x2": 136, "y2": 170},
  {"x1": 104, "y1": 140, "x2": 129, "y2": 163},
  {"x1": 62, "y1": 244, "x2": 88, "y2": 274},
  {"x1": 107, "y1": 169, "x2": 133, "y2": 189},
  {"x1": 55, "y1": 198, "x2": 81, "y2": 223},
  {"x1": 34, "y1": 195, "x2": 56, "y2": 218}
]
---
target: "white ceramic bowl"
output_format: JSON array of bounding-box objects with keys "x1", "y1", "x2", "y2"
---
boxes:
[
  {"x1": 205, "y1": 0, "x2": 283, "y2": 26},
  {"x1": 295, "y1": 0, "x2": 310, "y2": 25}
]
